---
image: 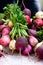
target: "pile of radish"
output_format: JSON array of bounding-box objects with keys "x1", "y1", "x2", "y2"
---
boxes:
[{"x1": 0, "y1": 2, "x2": 43, "y2": 60}]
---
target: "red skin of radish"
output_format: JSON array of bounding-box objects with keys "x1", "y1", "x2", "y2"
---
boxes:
[
  {"x1": 0, "y1": 25, "x2": 7, "y2": 30},
  {"x1": 36, "y1": 45, "x2": 43, "y2": 59},
  {"x1": 25, "y1": 15, "x2": 31, "y2": 25},
  {"x1": 2, "y1": 27, "x2": 10, "y2": 35},
  {"x1": 15, "y1": 36, "x2": 28, "y2": 51},
  {"x1": 29, "y1": 36, "x2": 38, "y2": 47},
  {"x1": 23, "y1": 8, "x2": 31, "y2": 17},
  {"x1": 34, "y1": 18, "x2": 43, "y2": 27},
  {"x1": 0, "y1": 35, "x2": 10, "y2": 46},
  {"x1": 23, "y1": 44, "x2": 32, "y2": 55}
]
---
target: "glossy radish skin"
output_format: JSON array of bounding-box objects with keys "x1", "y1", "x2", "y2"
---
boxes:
[
  {"x1": 34, "y1": 18, "x2": 43, "y2": 27},
  {"x1": 29, "y1": 36, "x2": 38, "y2": 47},
  {"x1": 23, "y1": 44, "x2": 32, "y2": 55},
  {"x1": 25, "y1": 15, "x2": 31, "y2": 25},
  {"x1": 0, "y1": 35, "x2": 10, "y2": 46},
  {"x1": 2, "y1": 27, "x2": 10, "y2": 35},
  {"x1": 28, "y1": 29, "x2": 37, "y2": 37},
  {"x1": 15, "y1": 36, "x2": 28, "y2": 51},
  {"x1": 34, "y1": 42, "x2": 43, "y2": 59}
]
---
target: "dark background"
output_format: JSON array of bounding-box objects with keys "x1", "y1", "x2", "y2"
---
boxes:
[{"x1": 0, "y1": 0, "x2": 39, "y2": 16}]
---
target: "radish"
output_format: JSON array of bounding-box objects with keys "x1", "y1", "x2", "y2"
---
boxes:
[
  {"x1": 0, "y1": 35, "x2": 10, "y2": 46},
  {"x1": 35, "y1": 11, "x2": 43, "y2": 19},
  {"x1": 34, "y1": 41, "x2": 43, "y2": 59},
  {"x1": 29, "y1": 36, "x2": 38, "y2": 47},
  {"x1": 0, "y1": 25, "x2": 7, "y2": 30},
  {"x1": 25, "y1": 15, "x2": 31, "y2": 25},
  {"x1": 28, "y1": 29, "x2": 37, "y2": 37},
  {"x1": 15, "y1": 36, "x2": 28, "y2": 54},
  {"x1": 8, "y1": 21, "x2": 13, "y2": 28},
  {"x1": 23, "y1": 8, "x2": 31, "y2": 17},
  {"x1": 2, "y1": 27, "x2": 10, "y2": 35},
  {"x1": 9, "y1": 40, "x2": 16, "y2": 53},
  {"x1": 22, "y1": 0, "x2": 31, "y2": 17},
  {"x1": 31, "y1": 25, "x2": 36, "y2": 30},
  {"x1": 23, "y1": 44, "x2": 32, "y2": 56},
  {"x1": 34, "y1": 18, "x2": 43, "y2": 27}
]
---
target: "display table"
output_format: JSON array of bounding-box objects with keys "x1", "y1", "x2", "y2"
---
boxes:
[{"x1": 0, "y1": 54, "x2": 43, "y2": 65}]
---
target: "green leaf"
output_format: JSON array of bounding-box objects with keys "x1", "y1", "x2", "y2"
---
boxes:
[{"x1": 0, "y1": 13, "x2": 5, "y2": 20}]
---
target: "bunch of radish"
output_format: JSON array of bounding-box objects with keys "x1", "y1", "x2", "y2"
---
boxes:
[{"x1": 0, "y1": 3, "x2": 43, "y2": 60}]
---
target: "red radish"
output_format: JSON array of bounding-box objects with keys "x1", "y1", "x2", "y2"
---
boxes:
[
  {"x1": 15, "y1": 36, "x2": 28, "y2": 51},
  {"x1": 2, "y1": 27, "x2": 10, "y2": 35},
  {"x1": 34, "y1": 18, "x2": 43, "y2": 27},
  {"x1": 0, "y1": 35, "x2": 10, "y2": 46},
  {"x1": 34, "y1": 41, "x2": 43, "y2": 59},
  {"x1": 25, "y1": 15, "x2": 31, "y2": 25},
  {"x1": 0, "y1": 25, "x2": 7, "y2": 30},
  {"x1": 29, "y1": 36, "x2": 38, "y2": 47},
  {"x1": 23, "y1": 44, "x2": 32, "y2": 55}
]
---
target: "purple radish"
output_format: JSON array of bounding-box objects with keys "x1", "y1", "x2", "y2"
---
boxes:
[
  {"x1": 28, "y1": 29, "x2": 37, "y2": 37},
  {"x1": 23, "y1": 44, "x2": 32, "y2": 56},
  {"x1": 15, "y1": 36, "x2": 28, "y2": 54},
  {"x1": 31, "y1": 25, "x2": 36, "y2": 30},
  {"x1": 22, "y1": 1, "x2": 31, "y2": 17},
  {"x1": 34, "y1": 41, "x2": 43, "y2": 59}
]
